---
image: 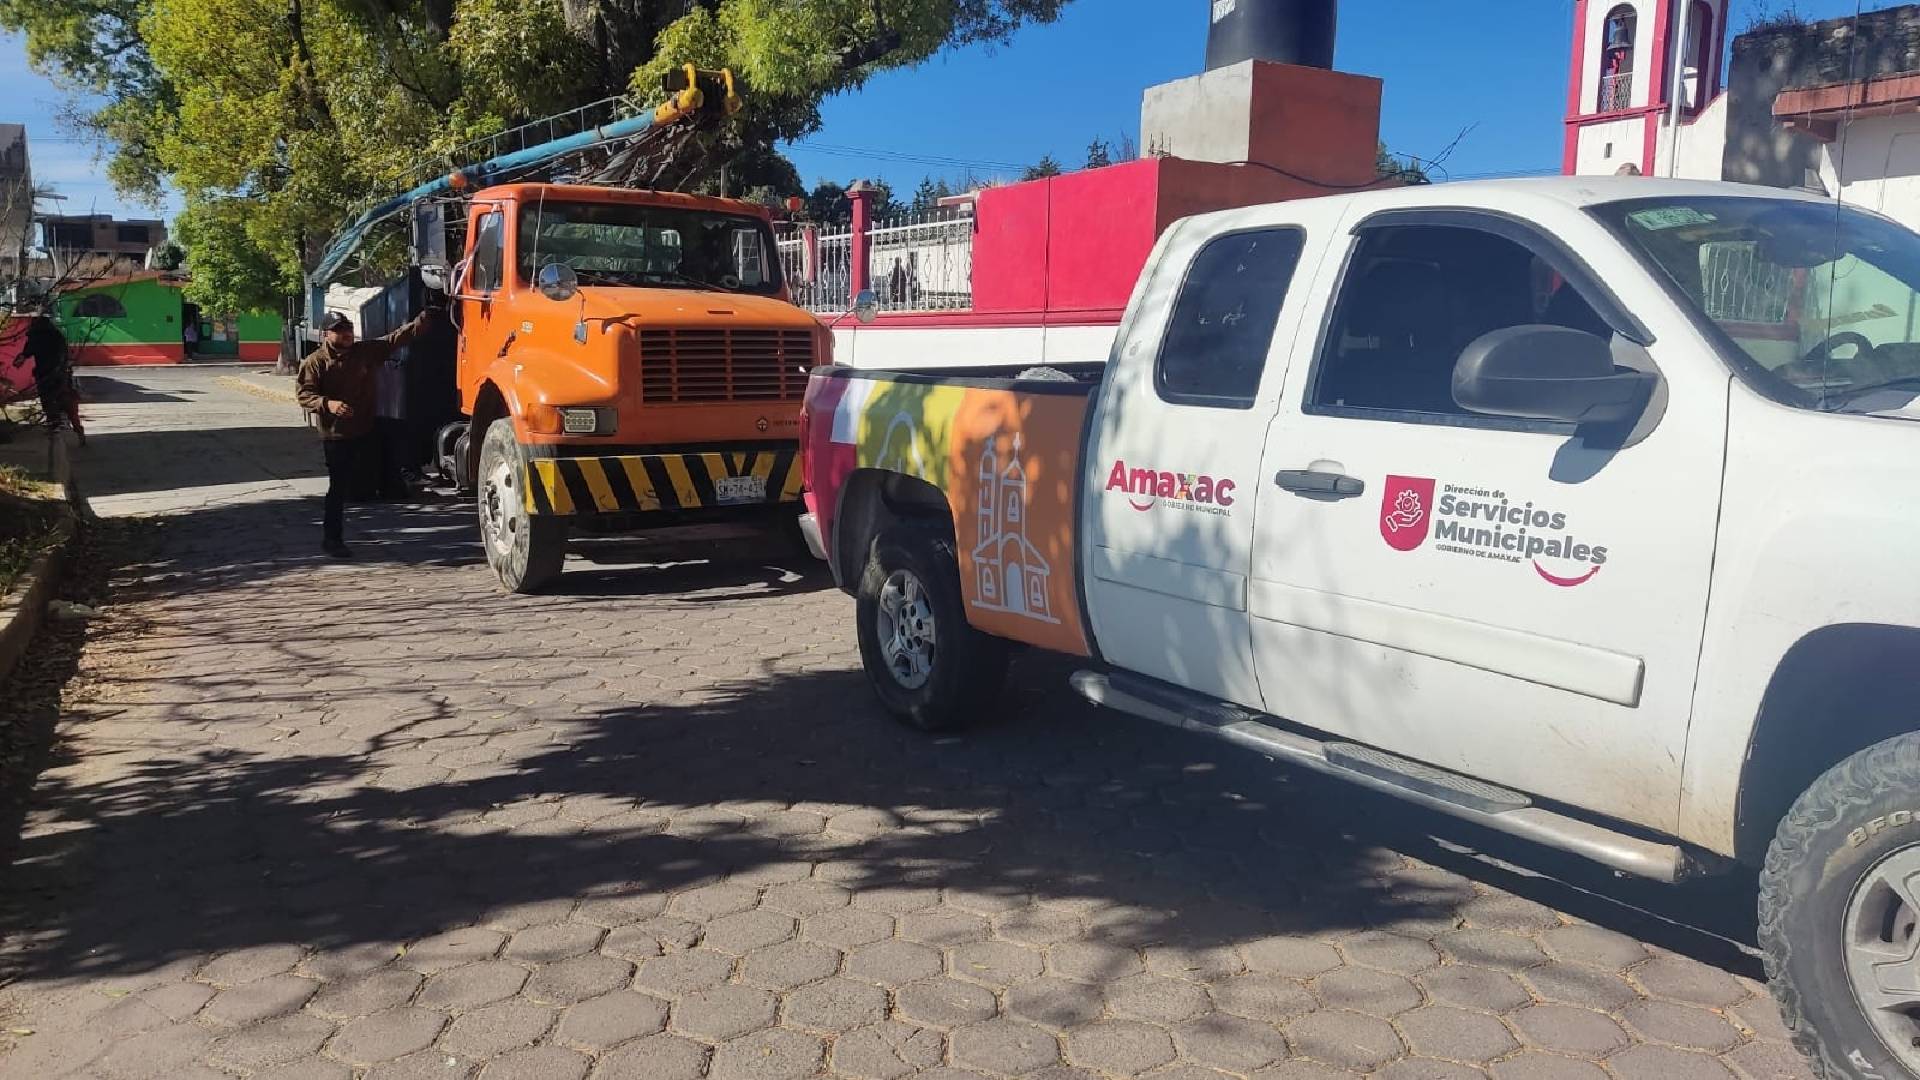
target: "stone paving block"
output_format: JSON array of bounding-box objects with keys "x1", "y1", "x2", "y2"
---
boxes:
[
  {"x1": 1316, "y1": 966, "x2": 1422, "y2": 1018},
  {"x1": 417, "y1": 962, "x2": 528, "y2": 1010},
  {"x1": 853, "y1": 884, "x2": 944, "y2": 913},
  {"x1": 952, "y1": 940, "x2": 1046, "y2": 987},
  {"x1": 1206, "y1": 972, "x2": 1318, "y2": 1024},
  {"x1": 403, "y1": 928, "x2": 507, "y2": 973},
  {"x1": 832, "y1": 1021, "x2": 947, "y2": 1080},
  {"x1": 1047, "y1": 939, "x2": 1144, "y2": 982},
  {"x1": 739, "y1": 940, "x2": 843, "y2": 990},
  {"x1": 1144, "y1": 944, "x2": 1243, "y2": 981},
  {"x1": 1374, "y1": 1059, "x2": 1488, "y2": 1080},
  {"x1": 671, "y1": 984, "x2": 778, "y2": 1040},
  {"x1": 211, "y1": 1012, "x2": 336, "y2": 1069},
  {"x1": 1099, "y1": 972, "x2": 1205, "y2": 1023},
  {"x1": 1727, "y1": 998, "x2": 1795, "y2": 1043},
  {"x1": 1537, "y1": 926, "x2": 1648, "y2": 972},
  {"x1": 1721, "y1": 1037, "x2": 1816, "y2": 1080},
  {"x1": 504, "y1": 922, "x2": 604, "y2": 962},
  {"x1": 1247, "y1": 1062, "x2": 1361, "y2": 1080},
  {"x1": 1241, "y1": 936, "x2": 1344, "y2": 978},
  {"x1": 670, "y1": 883, "x2": 761, "y2": 920},
  {"x1": 1632, "y1": 956, "x2": 1749, "y2": 1009},
  {"x1": 953, "y1": 1017, "x2": 1063, "y2": 1074},
  {"x1": 1398, "y1": 1005, "x2": 1520, "y2": 1063},
  {"x1": 996, "y1": 906, "x2": 1086, "y2": 946},
  {"x1": 902, "y1": 909, "x2": 993, "y2": 946},
  {"x1": 1490, "y1": 1053, "x2": 1611, "y2": 1080},
  {"x1": 1522, "y1": 963, "x2": 1641, "y2": 1012},
  {"x1": 847, "y1": 939, "x2": 944, "y2": 986},
  {"x1": 1066, "y1": 1019, "x2": 1178, "y2": 1075},
  {"x1": 554, "y1": 990, "x2": 669, "y2": 1048},
  {"x1": 438, "y1": 1002, "x2": 555, "y2": 1057},
  {"x1": 1620, "y1": 998, "x2": 1745, "y2": 1053},
  {"x1": 308, "y1": 968, "x2": 423, "y2": 1019},
  {"x1": 635, "y1": 949, "x2": 735, "y2": 996},
  {"x1": 1008, "y1": 976, "x2": 1109, "y2": 1029},
  {"x1": 1418, "y1": 964, "x2": 1532, "y2": 1013},
  {"x1": 1607, "y1": 1043, "x2": 1740, "y2": 1080},
  {"x1": 329, "y1": 1007, "x2": 450, "y2": 1064},
  {"x1": 480, "y1": 1045, "x2": 590, "y2": 1080},
  {"x1": 139, "y1": 980, "x2": 217, "y2": 1021},
  {"x1": 202, "y1": 972, "x2": 320, "y2": 1026},
  {"x1": 707, "y1": 1027, "x2": 825, "y2": 1080},
  {"x1": 1511, "y1": 1004, "x2": 1631, "y2": 1056},
  {"x1": 524, "y1": 954, "x2": 634, "y2": 1004},
  {"x1": 702, "y1": 910, "x2": 797, "y2": 955},
  {"x1": 1172, "y1": 1012, "x2": 1292, "y2": 1072},
  {"x1": 362, "y1": 1049, "x2": 479, "y2": 1080},
  {"x1": 591, "y1": 1033, "x2": 710, "y2": 1080},
  {"x1": 800, "y1": 908, "x2": 896, "y2": 949},
  {"x1": 199, "y1": 943, "x2": 308, "y2": 987},
  {"x1": 760, "y1": 881, "x2": 852, "y2": 916},
  {"x1": 303, "y1": 941, "x2": 408, "y2": 981},
  {"x1": 1286, "y1": 1008, "x2": 1406, "y2": 1070},
  {"x1": 783, "y1": 975, "x2": 889, "y2": 1031},
  {"x1": 573, "y1": 891, "x2": 670, "y2": 929},
  {"x1": 1436, "y1": 931, "x2": 1546, "y2": 973},
  {"x1": 1339, "y1": 931, "x2": 1443, "y2": 975},
  {"x1": 898, "y1": 976, "x2": 1001, "y2": 1028},
  {"x1": 253, "y1": 1060, "x2": 354, "y2": 1080}
]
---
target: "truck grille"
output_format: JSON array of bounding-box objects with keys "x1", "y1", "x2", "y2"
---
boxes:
[{"x1": 640, "y1": 327, "x2": 813, "y2": 404}]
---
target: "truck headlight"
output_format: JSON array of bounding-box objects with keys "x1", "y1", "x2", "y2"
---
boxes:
[{"x1": 528, "y1": 405, "x2": 616, "y2": 436}]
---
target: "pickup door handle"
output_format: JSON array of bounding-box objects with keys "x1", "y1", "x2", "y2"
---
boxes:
[{"x1": 1275, "y1": 469, "x2": 1366, "y2": 497}]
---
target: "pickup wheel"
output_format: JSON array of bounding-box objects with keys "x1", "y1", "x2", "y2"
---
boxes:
[
  {"x1": 1761, "y1": 731, "x2": 1920, "y2": 1080},
  {"x1": 855, "y1": 524, "x2": 1009, "y2": 732},
  {"x1": 476, "y1": 421, "x2": 566, "y2": 594}
]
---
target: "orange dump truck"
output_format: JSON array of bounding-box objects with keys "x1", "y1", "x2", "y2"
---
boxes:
[{"x1": 445, "y1": 183, "x2": 828, "y2": 591}]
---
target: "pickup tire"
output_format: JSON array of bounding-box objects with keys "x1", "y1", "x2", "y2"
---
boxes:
[
  {"x1": 855, "y1": 524, "x2": 1009, "y2": 732},
  {"x1": 1761, "y1": 731, "x2": 1920, "y2": 1080},
  {"x1": 476, "y1": 421, "x2": 566, "y2": 594}
]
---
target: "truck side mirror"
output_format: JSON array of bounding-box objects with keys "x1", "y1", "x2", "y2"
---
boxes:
[
  {"x1": 852, "y1": 289, "x2": 879, "y2": 325},
  {"x1": 537, "y1": 262, "x2": 579, "y2": 302},
  {"x1": 1452, "y1": 325, "x2": 1657, "y2": 426}
]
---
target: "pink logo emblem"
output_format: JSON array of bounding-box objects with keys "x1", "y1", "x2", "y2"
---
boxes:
[{"x1": 1380, "y1": 475, "x2": 1435, "y2": 552}]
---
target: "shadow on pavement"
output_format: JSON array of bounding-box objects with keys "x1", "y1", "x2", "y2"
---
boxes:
[{"x1": 76, "y1": 375, "x2": 198, "y2": 405}]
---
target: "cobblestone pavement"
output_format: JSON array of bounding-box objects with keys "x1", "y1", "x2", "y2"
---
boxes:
[{"x1": 0, "y1": 369, "x2": 1813, "y2": 1079}]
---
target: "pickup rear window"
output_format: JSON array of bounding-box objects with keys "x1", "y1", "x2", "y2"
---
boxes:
[
  {"x1": 1157, "y1": 227, "x2": 1306, "y2": 407},
  {"x1": 1595, "y1": 195, "x2": 1920, "y2": 413}
]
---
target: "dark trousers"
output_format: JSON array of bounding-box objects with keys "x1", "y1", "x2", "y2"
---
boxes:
[
  {"x1": 375, "y1": 417, "x2": 410, "y2": 497},
  {"x1": 322, "y1": 437, "x2": 367, "y2": 544}
]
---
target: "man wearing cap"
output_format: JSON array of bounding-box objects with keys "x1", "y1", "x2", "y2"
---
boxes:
[{"x1": 297, "y1": 308, "x2": 440, "y2": 557}]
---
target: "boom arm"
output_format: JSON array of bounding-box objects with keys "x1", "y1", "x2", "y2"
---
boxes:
[{"x1": 306, "y1": 67, "x2": 741, "y2": 316}]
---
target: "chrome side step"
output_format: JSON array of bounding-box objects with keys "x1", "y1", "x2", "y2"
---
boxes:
[{"x1": 1069, "y1": 670, "x2": 1696, "y2": 883}]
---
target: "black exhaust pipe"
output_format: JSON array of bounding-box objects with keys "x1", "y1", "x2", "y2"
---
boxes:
[{"x1": 1205, "y1": 0, "x2": 1336, "y2": 71}]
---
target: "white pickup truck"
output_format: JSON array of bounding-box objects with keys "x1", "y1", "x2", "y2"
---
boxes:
[{"x1": 801, "y1": 176, "x2": 1920, "y2": 1079}]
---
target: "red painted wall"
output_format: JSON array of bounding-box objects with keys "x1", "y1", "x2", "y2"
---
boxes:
[
  {"x1": 1046, "y1": 161, "x2": 1163, "y2": 314},
  {"x1": 971, "y1": 180, "x2": 1052, "y2": 312}
]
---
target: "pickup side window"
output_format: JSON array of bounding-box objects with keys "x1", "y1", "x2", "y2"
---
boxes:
[
  {"x1": 469, "y1": 212, "x2": 504, "y2": 294},
  {"x1": 1308, "y1": 223, "x2": 1613, "y2": 427},
  {"x1": 1155, "y1": 227, "x2": 1306, "y2": 408}
]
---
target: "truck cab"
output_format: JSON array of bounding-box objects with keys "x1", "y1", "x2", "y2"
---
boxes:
[{"x1": 450, "y1": 183, "x2": 829, "y2": 590}]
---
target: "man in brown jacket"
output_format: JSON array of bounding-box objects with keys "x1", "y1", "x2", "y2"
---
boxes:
[{"x1": 297, "y1": 309, "x2": 439, "y2": 557}]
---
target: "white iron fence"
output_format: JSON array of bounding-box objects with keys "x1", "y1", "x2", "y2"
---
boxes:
[
  {"x1": 1700, "y1": 241, "x2": 1795, "y2": 325},
  {"x1": 775, "y1": 208, "x2": 974, "y2": 316}
]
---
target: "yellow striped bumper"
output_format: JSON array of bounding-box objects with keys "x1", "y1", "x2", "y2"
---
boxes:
[{"x1": 525, "y1": 450, "x2": 804, "y2": 516}]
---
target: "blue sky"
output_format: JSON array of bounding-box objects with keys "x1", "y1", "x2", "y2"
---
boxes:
[{"x1": 0, "y1": 0, "x2": 1883, "y2": 226}]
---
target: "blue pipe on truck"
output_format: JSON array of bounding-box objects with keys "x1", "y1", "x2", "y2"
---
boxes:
[{"x1": 306, "y1": 111, "x2": 659, "y2": 301}]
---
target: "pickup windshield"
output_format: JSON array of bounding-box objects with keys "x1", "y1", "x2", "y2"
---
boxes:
[
  {"x1": 1594, "y1": 195, "x2": 1920, "y2": 412},
  {"x1": 517, "y1": 202, "x2": 780, "y2": 296}
]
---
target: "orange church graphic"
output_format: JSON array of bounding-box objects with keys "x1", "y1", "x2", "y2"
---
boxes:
[{"x1": 969, "y1": 433, "x2": 1058, "y2": 623}]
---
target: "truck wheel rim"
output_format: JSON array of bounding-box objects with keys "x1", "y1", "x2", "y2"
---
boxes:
[
  {"x1": 876, "y1": 569, "x2": 936, "y2": 690},
  {"x1": 482, "y1": 459, "x2": 519, "y2": 555},
  {"x1": 1844, "y1": 843, "x2": 1920, "y2": 1069}
]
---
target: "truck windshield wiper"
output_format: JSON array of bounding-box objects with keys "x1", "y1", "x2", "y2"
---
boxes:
[{"x1": 1826, "y1": 374, "x2": 1920, "y2": 410}]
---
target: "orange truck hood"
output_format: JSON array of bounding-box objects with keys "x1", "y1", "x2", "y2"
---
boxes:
[{"x1": 578, "y1": 286, "x2": 823, "y2": 330}]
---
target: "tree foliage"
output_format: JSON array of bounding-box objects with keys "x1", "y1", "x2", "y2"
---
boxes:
[
  {"x1": 1376, "y1": 143, "x2": 1430, "y2": 185},
  {"x1": 2, "y1": 0, "x2": 1073, "y2": 313},
  {"x1": 1085, "y1": 138, "x2": 1111, "y2": 170},
  {"x1": 1021, "y1": 154, "x2": 1063, "y2": 181}
]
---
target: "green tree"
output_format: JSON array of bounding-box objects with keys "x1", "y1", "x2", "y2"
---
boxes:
[
  {"x1": 911, "y1": 176, "x2": 953, "y2": 212},
  {"x1": 151, "y1": 241, "x2": 186, "y2": 270},
  {"x1": 1022, "y1": 154, "x2": 1064, "y2": 181},
  {"x1": 806, "y1": 180, "x2": 849, "y2": 225},
  {"x1": 2, "y1": 0, "x2": 1075, "y2": 312},
  {"x1": 1375, "y1": 143, "x2": 1430, "y2": 185},
  {"x1": 1085, "y1": 138, "x2": 1112, "y2": 170}
]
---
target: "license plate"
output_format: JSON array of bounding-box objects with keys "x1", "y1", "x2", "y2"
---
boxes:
[{"x1": 715, "y1": 475, "x2": 766, "y2": 504}]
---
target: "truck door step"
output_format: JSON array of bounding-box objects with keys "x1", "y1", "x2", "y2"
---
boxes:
[
  {"x1": 1322, "y1": 742, "x2": 1531, "y2": 814},
  {"x1": 1069, "y1": 669, "x2": 1696, "y2": 883}
]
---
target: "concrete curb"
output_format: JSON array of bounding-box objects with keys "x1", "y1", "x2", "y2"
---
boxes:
[{"x1": 0, "y1": 430, "x2": 87, "y2": 686}]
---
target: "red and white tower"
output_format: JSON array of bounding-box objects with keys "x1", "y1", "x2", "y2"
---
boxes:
[{"x1": 1564, "y1": 0, "x2": 1730, "y2": 177}]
